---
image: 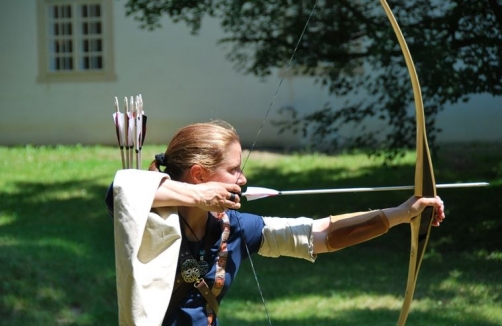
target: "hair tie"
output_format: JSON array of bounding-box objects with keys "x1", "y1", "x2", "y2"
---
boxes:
[{"x1": 155, "y1": 153, "x2": 167, "y2": 167}]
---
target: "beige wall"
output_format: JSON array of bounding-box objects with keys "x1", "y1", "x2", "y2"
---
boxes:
[{"x1": 0, "y1": 0, "x2": 500, "y2": 148}]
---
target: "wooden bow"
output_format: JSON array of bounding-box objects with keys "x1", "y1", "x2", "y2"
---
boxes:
[
  {"x1": 379, "y1": 1, "x2": 437, "y2": 325},
  {"x1": 242, "y1": 2, "x2": 437, "y2": 324}
]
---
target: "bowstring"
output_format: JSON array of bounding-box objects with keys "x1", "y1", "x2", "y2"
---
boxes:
[
  {"x1": 235, "y1": 2, "x2": 318, "y2": 325},
  {"x1": 241, "y1": 1, "x2": 318, "y2": 174}
]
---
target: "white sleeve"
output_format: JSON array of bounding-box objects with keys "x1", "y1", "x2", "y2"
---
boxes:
[
  {"x1": 113, "y1": 169, "x2": 182, "y2": 326},
  {"x1": 258, "y1": 216, "x2": 317, "y2": 262}
]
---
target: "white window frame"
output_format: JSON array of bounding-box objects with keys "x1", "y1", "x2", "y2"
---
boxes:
[{"x1": 37, "y1": 0, "x2": 116, "y2": 82}]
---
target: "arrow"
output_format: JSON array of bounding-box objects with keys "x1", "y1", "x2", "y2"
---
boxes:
[
  {"x1": 137, "y1": 95, "x2": 147, "y2": 170},
  {"x1": 112, "y1": 97, "x2": 126, "y2": 169},
  {"x1": 123, "y1": 97, "x2": 131, "y2": 169},
  {"x1": 133, "y1": 96, "x2": 140, "y2": 169},
  {"x1": 241, "y1": 182, "x2": 489, "y2": 201},
  {"x1": 128, "y1": 96, "x2": 135, "y2": 169}
]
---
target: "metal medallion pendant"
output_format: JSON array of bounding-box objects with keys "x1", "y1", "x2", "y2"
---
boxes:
[
  {"x1": 198, "y1": 259, "x2": 209, "y2": 276},
  {"x1": 181, "y1": 258, "x2": 201, "y2": 283}
]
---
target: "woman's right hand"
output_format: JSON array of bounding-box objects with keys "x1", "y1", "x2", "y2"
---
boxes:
[
  {"x1": 152, "y1": 178, "x2": 242, "y2": 212},
  {"x1": 193, "y1": 181, "x2": 242, "y2": 212}
]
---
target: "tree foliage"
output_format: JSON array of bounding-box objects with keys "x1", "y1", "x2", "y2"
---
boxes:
[{"x1": 125, "y1": 0, "x2": 502, "y2": 159}]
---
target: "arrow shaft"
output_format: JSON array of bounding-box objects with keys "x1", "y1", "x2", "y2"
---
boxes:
[{"x1": 243, "y1": 182, "x2": 488, "y2": 198}]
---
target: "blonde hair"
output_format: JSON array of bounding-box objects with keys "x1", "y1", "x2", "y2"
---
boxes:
[{"x1": 148, "y1": 120, "x2": 240, "y2": 180}]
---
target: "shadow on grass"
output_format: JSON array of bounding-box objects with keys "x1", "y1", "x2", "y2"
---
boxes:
[
  {"x1": 0, "y1": 178, "x2": 117, "y2": 325},
  {"x1": 0, "y1": 156, "x2": 501, "y2": 325}
]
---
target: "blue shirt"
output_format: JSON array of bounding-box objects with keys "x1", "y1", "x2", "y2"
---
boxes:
[{"x1": 105, "y1": 184, "x2": 265, "y2": 325}]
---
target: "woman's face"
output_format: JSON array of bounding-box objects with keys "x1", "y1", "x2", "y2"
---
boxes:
[{"x1": 208, "y1": 141, "x2": 247, "y2": 186}]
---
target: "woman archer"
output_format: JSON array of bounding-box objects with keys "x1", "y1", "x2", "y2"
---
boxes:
[{"x1": 105, "y1": 119, "x2": 445, "y2": 326}]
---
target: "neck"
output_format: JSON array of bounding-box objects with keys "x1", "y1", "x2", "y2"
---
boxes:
[{"x1": 178, "y1": 207, "x2": 208, "y2": 242}]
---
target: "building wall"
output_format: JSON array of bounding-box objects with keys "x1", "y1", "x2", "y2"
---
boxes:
[{"x1": 0, "y1": 0, "x2": 500, "y2": 149}]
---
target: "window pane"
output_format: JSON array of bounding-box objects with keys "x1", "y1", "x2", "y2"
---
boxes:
[
  {"x1": 68, "y1": 57, "x2": 73, "y2": 70},
  {"x1": 91, "y1": 56, "x2": 103, "y2": 69},
  {"x1": 50, "y1": 53, "x2": 75, "y2": 71},
  {"x1": 65, "y1": 5, "x2": 72, "y2": 18},
  {"x1": 50, "y1": 58, "x2": 59, "y2": 70},
  {"x1": 86, "y1": 22, "x2": 102, "y2": 35},
  {"x1": 91, "y1": 4, "x2": 101, "y2": 18},
  {"x1": 80, "y1": 4, "x2": 101, "y2": 18},
  {"x1": 81, "y1": 54, "x2": 104, "y2": 70},
  {"x1": 67, "y1": 40, "x2": 73, "y2": 53},
  {"x1": 95, "y1": 39, "x2": 102, "y2": 52},
  {"x1": 53, "y1": 40, "x2": 60, "y2": 53}
]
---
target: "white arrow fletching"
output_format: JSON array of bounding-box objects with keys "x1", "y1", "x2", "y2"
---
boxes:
[{"x1": 242, "y1": 187, "x2": 280, "y2": 201}]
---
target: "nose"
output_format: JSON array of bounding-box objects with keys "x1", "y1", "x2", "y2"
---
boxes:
[{"x1": 237, "y1": 173, "x2": 247, "y2": 186}]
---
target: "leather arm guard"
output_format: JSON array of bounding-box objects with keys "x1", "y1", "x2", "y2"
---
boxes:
[{"x1": 326, "y1": 210, "x2": 389, "y2": 251}]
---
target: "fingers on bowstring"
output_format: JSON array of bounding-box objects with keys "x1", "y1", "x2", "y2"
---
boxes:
[
  {"x1": 227, "y1": 192, "x2": 241, "y2": 205},
  {"x1": 227, "y1": 184, "x2": 241, "y2": 195}
]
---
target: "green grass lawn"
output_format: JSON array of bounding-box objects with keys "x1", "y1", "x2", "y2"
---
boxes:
[{"x1": 0, "y1": 143, "x2": 501, "y2": 325}]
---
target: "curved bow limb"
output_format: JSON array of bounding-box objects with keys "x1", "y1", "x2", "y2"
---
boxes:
[{"x1": 379, "y1": 1, "x2": 437, "y2": 325}]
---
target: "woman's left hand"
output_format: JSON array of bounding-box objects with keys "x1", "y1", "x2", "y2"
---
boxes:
[{"x1": 401, "y1": 196, "x2": 446, "y2": 226}]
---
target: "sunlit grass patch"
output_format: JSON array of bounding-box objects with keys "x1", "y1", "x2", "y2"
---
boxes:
[{"x1": 0, "y1": 143, "x2": 501, "y2": 326}]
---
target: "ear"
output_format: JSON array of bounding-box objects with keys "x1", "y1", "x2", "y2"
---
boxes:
[{"x1": 189, "y1": 164, "x2": 209, "y2": 184}]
